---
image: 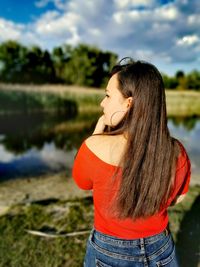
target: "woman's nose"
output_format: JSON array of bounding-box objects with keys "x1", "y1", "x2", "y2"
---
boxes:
[{"x1": 100, "y1": 98, "x2": 105, "y2": 108}]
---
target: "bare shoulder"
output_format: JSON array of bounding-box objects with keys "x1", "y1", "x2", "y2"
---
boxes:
[
  {"x1": 85, "y1": 134, "x2": 127, "y2": 165},
  {"x1": 86, "y1": 134, "x2": 108, "y2": 147}
]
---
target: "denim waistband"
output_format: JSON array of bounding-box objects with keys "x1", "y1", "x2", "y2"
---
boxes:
[{"x1": 92, "y1": 227, "x2": 170, "y2": 247}]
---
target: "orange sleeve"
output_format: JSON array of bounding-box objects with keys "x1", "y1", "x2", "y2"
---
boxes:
[
  {"x1": 166, "y1": 142, "x2": 191, "y2": 206},
  {"x1": 172, "y1": 142, "x2": 191, "y2": 199},
  {"x1": 176, "y1": 148, "x2": 191, "y2": 196},
  {"x1": 72, "y1": 142, "x2": 93, "y2": 190}
]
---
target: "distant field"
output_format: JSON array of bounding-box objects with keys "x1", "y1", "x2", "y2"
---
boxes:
[
  {"x1": 166, "y1": 90, "x2": 200, "y2": 116},
  {"x1": 0, "y1": 83, "x2": 200, "y2": 116}
]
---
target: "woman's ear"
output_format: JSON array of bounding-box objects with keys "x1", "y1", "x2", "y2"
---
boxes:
[{"x1": 126, "y1": 97, "x2": 133, "y2": 109}]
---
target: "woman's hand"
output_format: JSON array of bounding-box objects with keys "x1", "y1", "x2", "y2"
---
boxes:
[{"x1": 92, "y1": 115, "x2": 106, "y2": 134}]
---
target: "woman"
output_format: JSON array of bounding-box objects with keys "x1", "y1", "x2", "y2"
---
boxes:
[{"x1": 72, "y1": 59, "x2": 191, "y2": 267}]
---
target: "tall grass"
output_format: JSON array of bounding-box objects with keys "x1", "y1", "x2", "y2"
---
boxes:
[
  {"x1": 1, "y1": 86, "x2": 200, "y2": 116},
  {"x1": 166, "y1": 90, "x2": 200, "y2": 116},
  {"x1": 0, "y1": 90, "x2": 77, "y2": 115}
]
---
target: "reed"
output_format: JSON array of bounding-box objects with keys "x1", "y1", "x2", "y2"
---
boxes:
[
  {"x1": 1, "y1": 84, "x2": 199, "y2": 116},
  {"x1": 0, "y1": 90, "x2": 77, "y2": 116}
]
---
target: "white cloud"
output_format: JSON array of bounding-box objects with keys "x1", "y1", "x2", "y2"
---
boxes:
[
  {"x1": 35, "y1": 11, "x2": 80, "y2": 36},
  {"x1": 35, "y1": 0, "x2": 52, "y2": 8},
  {"x1": 114, "y1": 0, "x2": 155, "y2": 9},
  {"x1": 67, "y1": 0, "x2": 104, "y2": 15},
  {"x1": 89, "y1": 28, "x2": 102, "y2": 37},
  {"x1": 28, "y1": 10, "x2": 82, "y2": 46},
  {"x1": 32, "y1": 0, "x2": 105, "y2": 47},
  {"x1": 0, "y1": 0, "x2": 200, "y2": 73},
  {"x1": 113, "y1": 10, "x2": 141, "y2": 25},
  {"x1": 176, "y1": 35, "x2": 199, "y2": 46},
  {"x1": 133, "y1": 49, "x2": 155, "y2": 61},
  {"x1": 35, "y1": 0, "x2": 67, "y2": 9},
  {"x1": 65, "y1": 26, "x2": 80, "y2": 45},
  {"x1": 152, "y1": 22, "x2": 171, "y2": 32},
  {"x1": 188, "y1": 14, "x2": 200, "y2": 24},
  {"x1": 155, "y1": 5, "x2": 179, "y2": 21},
  {"x1": 0, "y1": 144, "x2": 15, "y2": 162},
  {"x1": 0, "y1": 18, "x2": 24, "y2": 41}
]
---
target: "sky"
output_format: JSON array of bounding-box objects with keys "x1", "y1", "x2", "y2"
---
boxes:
[{"x1": 0, "y1": 0, "x2": 200, "y2": 75}]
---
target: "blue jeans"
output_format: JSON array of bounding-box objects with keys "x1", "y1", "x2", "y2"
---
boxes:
[{"x1": 84, "y1": 228, "x2": 179, "y2": 267}]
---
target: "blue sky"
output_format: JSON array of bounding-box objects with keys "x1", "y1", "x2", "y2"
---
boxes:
[
  {"x1": 0, "y1": 0, "x2": 56, "y2": 23},
  {"x1": 0, "y1": 0, "x2": 199, "y2": 75}
]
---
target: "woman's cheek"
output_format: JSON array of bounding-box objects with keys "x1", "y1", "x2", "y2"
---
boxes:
[{"x1": 110, "y1": 110, "x2": 126, "y2": 126}]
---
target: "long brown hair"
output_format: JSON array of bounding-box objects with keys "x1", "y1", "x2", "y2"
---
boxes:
[{"x1": 104, "y1": 59, "x2": 180, "y2": 219}]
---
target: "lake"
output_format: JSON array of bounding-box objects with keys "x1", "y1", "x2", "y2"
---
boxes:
[{"x1": 0, "y1": 111, "x2": 199, "y2": 184}]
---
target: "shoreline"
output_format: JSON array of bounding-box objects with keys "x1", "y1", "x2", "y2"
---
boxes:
[
  {"x1": 0, "y1": 171, "x2": 199, "y2": 215},
  {"x1": 0, "y1": 83, "x2": 200, "y2": 116},
  {"x1": 0, "y1": 172, "x2": 91, "y2": 215},
  {"x1": 0, "y1": 84, "x2": 200, "y2": 213}
]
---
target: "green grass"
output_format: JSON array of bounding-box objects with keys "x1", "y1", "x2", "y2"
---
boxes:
[
  {"x1": 0, "y1": 90, "x2": 77, "y2": 115},
  {"x1": 0, "y1": 186, "x2": 199, "y2": 267},
  {"x1": 166, "y1": 90, "x2": 200, "y2": 116},
  {"x1": 0, "y1": 197, "x2": 93, "y2": 267},
  {"x1": 168, "y1": 185, "x2": 200, "y2": 241},
  {"x1": 168, "y1": 186, "x2": 200, "y2": 267},
  {"x1": 1, "y1": 85, "x2": 200, "y2": 116},
  {"x1": 63, "y1": 89, "x2": 200, "y2": 116}
]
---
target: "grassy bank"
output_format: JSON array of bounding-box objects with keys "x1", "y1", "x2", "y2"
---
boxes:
[
  {"x1": 0, "y1": 84, "x2": 200, "y2": 116},
  {"x1": 0, "y1": 90, "x2": 78, "y2": 116},
  {"x1": 0, "y1": 197, "x2": 93, "y2": 267},
  {"x1": 166, "y1": 90, "x2": 200, "y2": 117},
  {"x1": 0, "y1": 185, "x2": 199, "y2": 267}
]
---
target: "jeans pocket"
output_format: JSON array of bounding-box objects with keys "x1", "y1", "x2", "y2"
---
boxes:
[
  {"x1": 156, "y1": 246, "x2": 177, "y2": 266},
  {"x1": 96, "y1": 258, "x2": 113, "y2": 267}
]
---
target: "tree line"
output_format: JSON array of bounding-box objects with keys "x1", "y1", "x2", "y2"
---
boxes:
[
  {"x1": 0, "y1": 40, "x2": 199, "y2": 89},
  {"x1": 0, "y1": 40, "x2": 117, "y2": 87}
]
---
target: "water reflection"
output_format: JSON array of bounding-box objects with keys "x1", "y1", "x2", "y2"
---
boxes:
[
  {"x1": 0, "y1": 142, "x2": 74, "y2": 180},
  {"x1": 0, "y1": 112, "x2": 98, "y2": 153},
  {"x1": 168, "y1": 116, "x2": 200, "y2": 185},
  {"x1": 0, "y1": 112, "x2": 199, "y2": 182},
  {"x1": 168, "y1": 115, "x2": 199, "y2": 131},
  {"x1": 0, "y1": 111, "x2": 99, "y2": 180}
]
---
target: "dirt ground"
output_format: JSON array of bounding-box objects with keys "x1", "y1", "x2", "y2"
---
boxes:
[
  {"x1": 0, "y1": 173, "x2": 91, "y2": 215},
  {"x1": 0, "y1": 171, "x2": 199, "y2": 215}
]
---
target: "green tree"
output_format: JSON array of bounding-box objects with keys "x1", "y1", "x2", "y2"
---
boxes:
[
  {"x1": 176, "y1": 70, "x2": 187, "y2": 90},
  {"x1": 0, "y1": 41, "x2": 56, "y2": 83},
  {"x1": 0, "y1": 40, "x2": 27, "y2": 82},
  {"x1": 20, "y1": 46, "x2": 56, "y2": 83},
  {"x1": 186, "y1": 70, "x2": 200, "y2": 90},
  {"x1": 162, "y1": 73, "x2": 178, "y2": 89},
  {"x1": 0, "y1": 41, "x2": 117, "y2": 86},
  {"x1": 61, "y1": 43, "x2": 117, "y2": 87},
  {"x1": 52, "y1": 45, "x2": 72, "y2": 82}
]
